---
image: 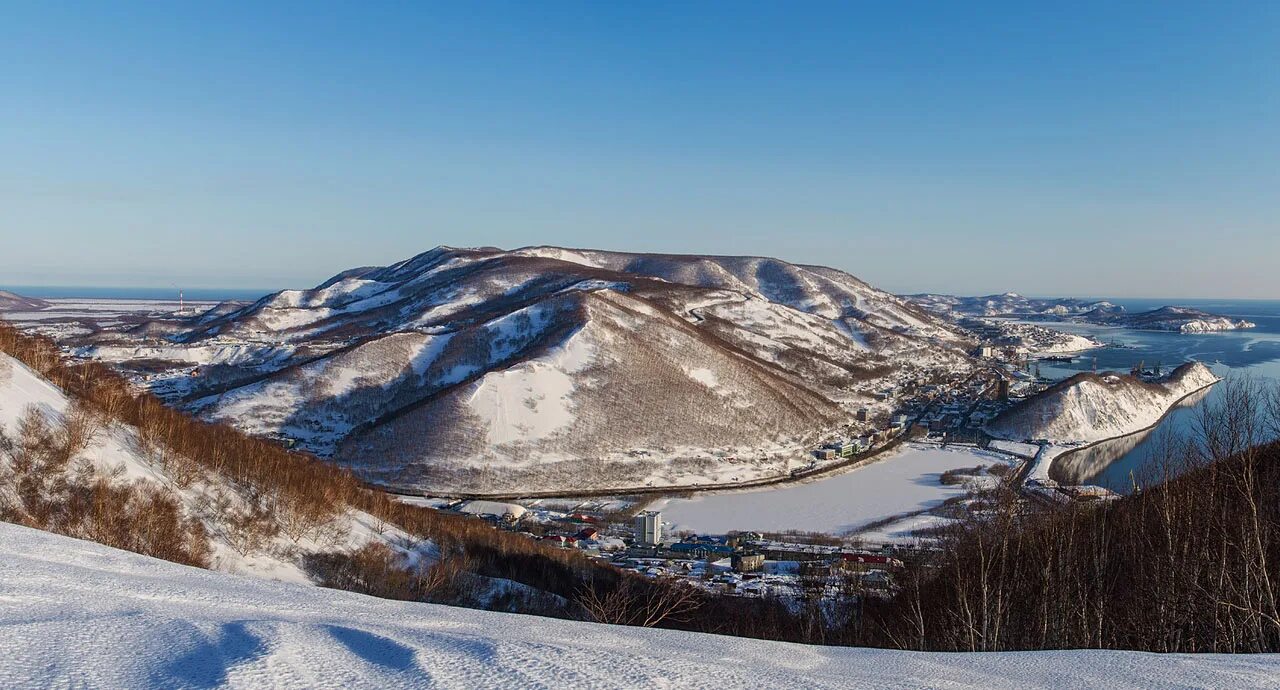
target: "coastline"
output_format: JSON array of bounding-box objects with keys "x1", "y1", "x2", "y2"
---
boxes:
[
  {"x1": 1036, "y1": 376, "x2": 1221, "y2": 488},
  {"x1": 376, "y1": 428, "x2": 919, "y2": 502}
]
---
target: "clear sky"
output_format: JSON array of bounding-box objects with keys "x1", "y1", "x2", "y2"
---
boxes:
[{"x1": 3, "y1": 2, "x2": 1277, "y2": 298}]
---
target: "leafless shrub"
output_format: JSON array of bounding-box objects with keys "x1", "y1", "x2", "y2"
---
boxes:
[
  {"x1": 577, "y1": 574, "x2": 703, "y2": 628},
  {"x1": 220, "y1": 502, "x2": 279, "y2": 557},
  {"x1": 304, "y1": 542, "x2": 466, "y2": 603}
]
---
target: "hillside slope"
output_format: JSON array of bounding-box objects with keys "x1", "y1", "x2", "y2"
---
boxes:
[
  {"x1": 0, "y1": 351, "x2": 421, "y2": 585},
  {"x1": 81, "y1": 246, "x2": 975, "y2": 493},
  {"x1": 0, "y1": 290, "x2": 49, "y2": 312},
  {"x1": 4, "y1": 522, "x2": 1278, "y2": 690},
  {"x1": 987, "y1": 362, "x2": 1219, "y2": 444}
]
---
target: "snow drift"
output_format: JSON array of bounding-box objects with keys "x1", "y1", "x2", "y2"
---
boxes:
[{"x1": 4, "y1": 521, "x2": 1279, "y2": 689}]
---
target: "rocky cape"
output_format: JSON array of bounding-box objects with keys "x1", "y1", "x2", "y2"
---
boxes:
[{"x1": 986, "y1": 362, "x2": 1219, "y2": 445}]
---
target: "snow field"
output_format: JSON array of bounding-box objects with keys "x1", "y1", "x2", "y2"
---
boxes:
[{"x1": 4, "y1": 522, "x2": 1278, "y2": 689}]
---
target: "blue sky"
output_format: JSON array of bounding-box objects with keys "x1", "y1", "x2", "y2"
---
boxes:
[{"x1": 2, "y1": 2, "x2": 1277, "y2": 298}]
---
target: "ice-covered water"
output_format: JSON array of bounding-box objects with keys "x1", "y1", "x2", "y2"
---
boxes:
[{"x1": 652, "y1": 444, "x2": 1013, "y2": 535}]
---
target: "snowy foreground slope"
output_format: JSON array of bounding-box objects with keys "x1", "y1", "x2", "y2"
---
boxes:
[
  {"x1": 4, "y1": 523, "x2": 1280, "y2": 690},
  {"x1": 78, "y1": 246, "x2": 976, "y2": 494}
]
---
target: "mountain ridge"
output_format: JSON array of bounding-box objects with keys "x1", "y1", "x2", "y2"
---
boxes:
[
  {"x1": 0, "y1": 290, "x2": 50, "y2": 312},
  {"x1": 84, "y1": 245, "x2": 976, "y2": 494}
]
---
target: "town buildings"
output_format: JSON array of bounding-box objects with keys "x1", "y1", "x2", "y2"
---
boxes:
[{"x1": 635, "y1": 510, "x2": 663, "y2": 545}]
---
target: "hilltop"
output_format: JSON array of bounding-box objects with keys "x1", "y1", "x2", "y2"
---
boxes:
[
  {"x1": 0, "y1": 290, "x2": 49, "y2": 312},
  {"x1": 78, "y1": 246, "x2": 976, "y2": 494}
]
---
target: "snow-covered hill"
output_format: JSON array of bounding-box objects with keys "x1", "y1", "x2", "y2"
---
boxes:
[
  {"x1": 905, "y1": 292, "x2": 1112, "y2": 318},
  {"x1": 79, "y1": 246, "x2": 976, "y2": 494},
  {"x1": 0, "y1": 351, "x2": 423, "y2": 585},
  {"x1": 4, "y1": 521, "x2": 1278, "y2": 690},
  {"x1": 0, "y1": 290, "x2": 49, "y2": 312},
  {"x1": 962, "y1": 318, "x2": 1102, "y2": 356},
  {"x1": 987, "y1": 362, "x2": 1220, "y2": 444}
]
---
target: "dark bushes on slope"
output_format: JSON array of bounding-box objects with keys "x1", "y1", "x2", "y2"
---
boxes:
[{"x1": 0, "y1": 405, "x2": 211, "y2": 568}]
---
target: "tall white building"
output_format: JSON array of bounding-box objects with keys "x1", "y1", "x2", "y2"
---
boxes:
[{"x1": 634, "y1": 511, "x2": 662, "y2": 545}]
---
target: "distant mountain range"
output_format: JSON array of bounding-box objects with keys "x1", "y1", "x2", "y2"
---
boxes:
[
  {"x1": 905, "y1": 292, "x2": 1112, "y2": 318},
  {"x1": 1074, "y1": 305, "x2": 1256, "y2": 333},
  {"x1": 905, "y1": 293, "x2": 1255, "y2": 333},
  {"x1": 86, "y1": 246, "x2": 976, "y2": 494}
]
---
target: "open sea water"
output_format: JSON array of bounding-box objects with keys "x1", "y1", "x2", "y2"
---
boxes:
[{"x1": 1029, "y1": 299, "x2": 1280, "y2": 492}]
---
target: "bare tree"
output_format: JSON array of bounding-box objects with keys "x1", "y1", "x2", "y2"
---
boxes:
[{"x1": 577, "y1": 575, "x2": 703, "y2": 628}]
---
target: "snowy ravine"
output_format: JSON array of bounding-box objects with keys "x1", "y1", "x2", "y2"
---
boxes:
[{"x1": 4, "y1": 523, "x2": 1280, "y2": 689}]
